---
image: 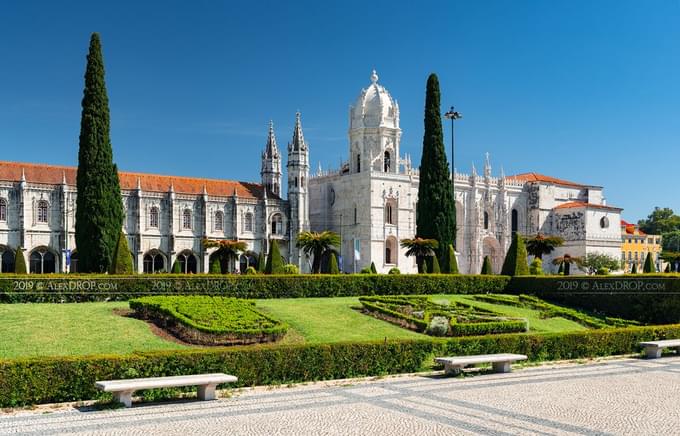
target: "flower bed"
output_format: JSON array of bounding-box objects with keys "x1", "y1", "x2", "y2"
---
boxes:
[
  {"x1": 358, "y1": 295, "x2": 527, "y2": 336},
  {"x1": 129, "y1": 296, "x2": 288, "y2": 345}
]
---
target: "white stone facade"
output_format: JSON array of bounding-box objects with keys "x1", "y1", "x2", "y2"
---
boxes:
[
  {"x1": 308, "y1": 71, "x2": 623, "y2": 274},
  {"x1": 0, "y1": 70, "x2": 621, "y2": 274}
]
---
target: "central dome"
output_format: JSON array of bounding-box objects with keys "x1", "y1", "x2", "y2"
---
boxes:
[{"x1": 350, "y1": 70, "x2": 399, "y2": 129}]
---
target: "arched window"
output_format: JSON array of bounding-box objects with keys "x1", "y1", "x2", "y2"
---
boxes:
[
  {"x1": 294, "y1": 177, "x2": 298, "y2": 188},
  {"x1": 177, "y1": 250, "x2": 197, "y2": 274},
  {"x1": 0, "y1": 198, "x2": 6, "y2": 222},
  {"x1": 143, "y1": 250, "x2": 166, "y2": 273},
  {"x1": 356, "y1": 154, "x2": 361, "y2": 173},
  {"x1": 484, "y1": 211, "x2": 489, "y2": 230},
  {"x1": 0, "y1": 246, "x2": 15, "y2": 273},
  {"x1": 214, "y1": 211, "x2": 224, "y2": 231},
  {"x1": 301, "y1": 177, "x2": 305, "y2": 188},
  {"x1": 149, "y1": 207, "x2": 159, "y2": 228},
  {"x1": 37, "y1": 200, "x2": 48, "y2": 224},
  {"x1": 244, "y1": 213, "x2": 253, "y2": 232},
  {"x1": 271, "y1": 213, "x2": 283, "y2": 235},
  {"x1": 385, "y1": 237, "x2": 397, "y2": 265},
  {"x1": 182, "y1": 209, "x2": 192, "y2": 229},
  {"x1": 384, "y1": 151, "x2": 391, "y2": 172},
  {"x1": 29, "y1": 247, "x2": 56, "y2": 274},
  {"x1": 600, "y1": 216, "x2": 609, "y2": 229},
  {"x1": 511, "y1": 209, "x2": 518, "y2": 235},
  {"x1": 385, "y1": 202, "x2": 395, "y2": 225}
]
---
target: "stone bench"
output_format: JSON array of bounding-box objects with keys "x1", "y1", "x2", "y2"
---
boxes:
[
  {"x1": 95, "y1": 373, "x2": 238, "y2": 408},
  {"x1": 435, "y1": 353, "x2": 528, "y2": 375},
  {"x1": 639, "y1": 340, "x2": 680, "y2": 359}
]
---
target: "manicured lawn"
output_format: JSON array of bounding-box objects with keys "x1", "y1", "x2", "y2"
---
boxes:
[
  {"x1": 0, "y1": 294, "x2": 590, "y2": 359},
  {"x1": 256, "y1": 297, "x2": 424, "y2": 344},
  {"x1": 0, "y1": 302, "x2": 186, "y2": 359},
  {"x1": 430, "y1": 294, "x2": 588, "y2": 333}
]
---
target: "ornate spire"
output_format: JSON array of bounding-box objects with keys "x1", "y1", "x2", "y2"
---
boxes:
[
  {"x1": 317, "y1": 161, "x2": 323, "y2": 176},
  {"x1": 484, "y1": 152, "x2": 491, "y2": 179},
  {"x1": 370, "y1": 69, "x2": 379, "y2": 84},
  {"x1": 263, "y1": 120, "x2": 279, "y2": 158},
  {"x1": 289, "y1": 112, "x2": 307, "y2": 152},
  {"x1": 471, "y1": 162, "x2": 477, "y2": 177}
]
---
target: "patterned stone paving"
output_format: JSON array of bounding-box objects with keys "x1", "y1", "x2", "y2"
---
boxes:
[{"x1": 2, "y1": 356, "x2": 679, "y2": 435}]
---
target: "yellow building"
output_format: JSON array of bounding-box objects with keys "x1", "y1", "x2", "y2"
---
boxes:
[{"x1": 621, "y1": 220, "x2": 662, "y2": 272}]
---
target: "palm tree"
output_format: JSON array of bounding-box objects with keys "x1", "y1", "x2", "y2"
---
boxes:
[
  {"x1": 203, "y1": 239, "x2": 248, "y2": 273},
  {"x1": 400, "y1": 237, "x2": 439, "y2": 273},
  {"x1": 551, "y1": 254, "x2": 584, "y2": 275},
  {"x1": 525, "y1": 234, "x2": 565, "y2": 259},
  {"x1": 296, "y1": 231, "x2": 341, "y2": 274}
]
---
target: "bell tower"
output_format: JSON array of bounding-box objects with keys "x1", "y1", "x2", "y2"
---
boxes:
[
  {"x1": 287, "y1": 112, "x2": 310, "y2": 270},
  {"x1": 261, "y1": 120, "x2": 282, "y2": 196}
]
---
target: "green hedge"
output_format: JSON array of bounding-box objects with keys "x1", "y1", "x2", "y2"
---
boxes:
[
  {"x1": 0, "y1": 274, "x2": 510, "y2": 303},
  {"x1": 2, "y1": 324, "x2": 680, "y2": 407},
  {"x1": 508, "y1": 275, "x2": 680, "y2": 324},
  {"x1": 449, "y1": 320, "x2": 527, "y2": 336}
]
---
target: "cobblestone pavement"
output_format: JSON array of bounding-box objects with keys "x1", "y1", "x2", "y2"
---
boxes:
[{"x1": 2, "y1": 356, "x2": 680, "y2": 435}]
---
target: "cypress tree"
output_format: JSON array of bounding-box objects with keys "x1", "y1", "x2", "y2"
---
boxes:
[
  {"x1": 370, "y1": 261, "x2": 377, "y2": 274},
  {"x1": 171, "y1": 260, "x2": 181, "y2": 274},
  {"x1": 328, "y1": 252, "x2": 340, "y2": 274},
  {"x1": 481, "y1": 256, "x2": 493, "y2": 275},
  {"x1": 265, "y1": 240, "x2": 284, "y2": 274},
  {"x1": 75, "y1": 33, "x2": 124, "y2": 273},
  {"x1": 665, "y1": 264, "x2": 671, "y2": 273},
  {"x1": 416, "y1": 74, "x2": 455, "y2": 261},
  {"x1": 558, "y1": 262, "x2": 564, "y2": 275},
  {"x1": 643, "y1": 252, "x2": 655, "y2": 273},
  {"x1": 631, "y1": 263, "x2": 638, "y2": 274},
  {"x1": 209, "y1": 257, "x2": 221, "y2": 274},
  {"x1": 421, "y1": 262, "x2": 428, "y2": 274},
  {"x1": 501, "y1": 232, "x2": 530, "y2": 276},
  {"x1": 430, "y1": 255, "x2": 441, "y2": 273},
  {"x1": 109, "y1": 233, "x2": 133, "y2": 274},
  {"x1": 14, "y1": 247, "x2": 27, "y2": 274},
  {"x1": 448, "y1": 244, "x2": 459, "y2": 274},
  {"x1": 257, "y1": 252, "x2": 265, "y2": 273}
]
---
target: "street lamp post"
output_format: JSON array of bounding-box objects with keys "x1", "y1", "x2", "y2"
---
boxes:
[{"x1": 443, "y1": 106, "x2": 462, "y2": 247}]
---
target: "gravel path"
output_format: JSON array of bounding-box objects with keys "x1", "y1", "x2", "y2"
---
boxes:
[{"x1": 2, "y1": 356, "x2": 679, "y2": 435}]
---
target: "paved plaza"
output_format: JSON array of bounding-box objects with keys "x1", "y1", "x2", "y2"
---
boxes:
[{"x1": 2, "y1": 356, "x2": 679, "y2": 435}]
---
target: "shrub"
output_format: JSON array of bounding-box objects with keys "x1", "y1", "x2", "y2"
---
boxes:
[
  {"x1": 449, "y1": 320, "x2": 527, "y2": 336},
  {"x1": 265, "y1": 240, "x2": 285, "y2": 274},
  {"x1": 508, "y1": 276, "x2": 680, "y2": 324},
  {"x1": 171, "y1": 260, "x2": 181, "y2": 274},
  {"x1": 360, "y1": 266, "x2": 372, "y2": 274},
  {"x1": 14, "y1": 247, "x2": 26, "y2": 274},
  {"x1": 596, "y1": 267, "x2": 609, "y2": 276},
  {"x1": 501, "y1": 232, "x2": 529, "y2": 276},
  {"x1": 244, "y1": 266, "x2": 258, "y2": 275},
  {"x1": 257, "y1": 252, "x2": 265, "y2": 273},
  {"x1": 557, "y1": 262, "x2": 564, "y2": 275},
  {"x1": 643, "y1": 252, "x2": 656, "y2": 273},
  {"x1": 631, "y1": 263, "x2": 638, "y2": 274},
  {"x1": 529, "y1": 258, "x2": 543, "y2": 276},
  {"x1": 0, "y1": 274, "x2": 512, "y2": 303},
  {"x1": 328, "y1": 253, "x2": 339, "y2": 274},
  {"x1": 428, "y1": 256, "x2": 441, "y2": 274},
  {"x1": 481, "y1": 256, "x2": 493, "y2": 275},
  {"x1": 388, "y1": 267, "x2": 401, "y2": 274},
  {"x1": 426, "y1": 316, "x2": 449, "y2": 336},
  {"x1": 370, "y1": 262, "x2": 377, "y2": 274},
  {"x1": 4, "y1": 324, "x2": 680, "y2": 407},
  {"x1": 282, "y1": 264, "x2": 299, "y2": 275},
  {"x1": 129, "y1": 296, "x2": 287, "y2": 345},
  {"x1": 448, "y1": 244, "x2": 459, "y2": 274},
  {"x1": 210, "y1": 257, "x2": 222, "y2": 274},
  {"x1": 110, "y1": 233, "x2": 134, "y2": 274}
]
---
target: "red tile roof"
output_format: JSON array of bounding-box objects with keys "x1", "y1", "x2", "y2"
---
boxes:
[
  {"x1": 0, "y1": 161, "x2": 266, "y2": 199},
  {"x1": 508, "y1": 172, "x2": 586, "y2": 188},
  {"x1": 553, "y1": 201, "x2": 622, "y2": 211},
  {"x1": 621, "y1": 220, "x2": 646, "y2": 235}
]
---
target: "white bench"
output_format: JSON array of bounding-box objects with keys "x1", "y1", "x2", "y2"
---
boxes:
[
  {"x1": 436, "y1": 353, "x2": 528, "y2": 375},
  {"x1": 95, "y1": 373, "x2": 238, "y2": 407},
  {"x1": 639, "y1": 340, "x2": 680, "y2": 359}
]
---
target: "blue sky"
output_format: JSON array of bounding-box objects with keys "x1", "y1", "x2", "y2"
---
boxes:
[{"x1": 0, "y1": 1, "x2": 678, "y2": 221}]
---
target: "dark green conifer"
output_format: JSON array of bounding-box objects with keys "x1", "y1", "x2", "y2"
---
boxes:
[
  {"x1": 643, "y1": 252, "x2": 655, "y2": 273},
  {"x1": 171, "y1": 260, "x2": 181, "y2": 273},
  {"x1": 501, "y1": 233, "x2": 530, "y2": 276},
  {"x1": 14, "y1": 247, "x2": 27, "y2": 274},
  {"x1": 75, "y1": 33, "x2": 124, "y2": 273},
  {"x1": 265, "y1": 240, "x2": 284, "y2": 274},
  {"x1": 631, "y1": 263, "x2": 638, "y2": 274},
  {"x1": 209, "y1": 257, "x2": 221, "y2": 274},
  {"x1": 448, "y1": 244, "x2": 459, "y2": 274},
  {"x1": 109, "y1": 233, "x2": 133, "y2": 274},
  {"x1": 328, "y1": 252, "x2": 340, "y2": 274},
  {"x1": 416, "y1": 74, "x2": 456, "y2": 261},
  {"x1": 257, "y1": 252, "x2": 265, "y2": 273},
  {"x1": 370, "y1": 261, "x2": 377, "y2": 274},
  {"x1": 481, "y1": 256, "x2": 494, "y2": 275}
]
